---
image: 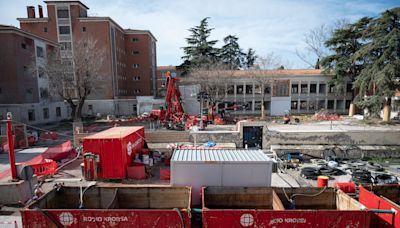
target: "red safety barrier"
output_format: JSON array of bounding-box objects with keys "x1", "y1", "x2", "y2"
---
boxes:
[
  {"x1": 334, "y1": 182, "x2": 356, "y2": 193},
  {"x1": 160, "y1": 168, "x2": 170, "y2": 180},
  {"x1": 0, "y1": 140, "x2": 74, "y2": 180},
  {"x1": 30, "y1": 159, "x2": 57, "y2": 176},
  {"x1": 127, "y1": 163, "x2": 146, "y2": 179}
]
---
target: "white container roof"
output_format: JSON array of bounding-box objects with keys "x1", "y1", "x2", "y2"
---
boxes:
[{"x1": 172, "y1": 149, "x2": 272, "y2": 163}]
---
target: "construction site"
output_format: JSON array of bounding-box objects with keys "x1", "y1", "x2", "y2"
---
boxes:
[
  {"x1": 0, "y1": 68, "x2": 399, "y2": 228},
  {"x1": 1, "y1": 1, "x2": 400, "y2": 228}
]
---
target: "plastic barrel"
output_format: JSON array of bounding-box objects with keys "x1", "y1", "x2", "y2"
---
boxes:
[{"x1": 317, "y1": 175, "x2": 329, "y2": 187}]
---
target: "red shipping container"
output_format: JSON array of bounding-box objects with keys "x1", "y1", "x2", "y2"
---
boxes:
[{"x1": 83, "y1": 127, "x2": 144, "y2": 179}]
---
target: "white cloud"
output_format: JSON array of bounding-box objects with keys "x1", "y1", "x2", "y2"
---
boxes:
[{"x1": 0, "y1": 0, "x2": 397, "y2": 68}]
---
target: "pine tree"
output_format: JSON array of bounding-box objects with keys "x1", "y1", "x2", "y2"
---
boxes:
[
  {"x1": 354, "y1": 8, "x2": 400, "y2": 119},
  {"x1": 182, "y1": 17, "x2": 219, "y2": 69},
  {"x1": 321, "y1": 17, "x2": 370, "y2": 95},
  {"x1": 219, "y1": 35, "x2": 244, "y2": 69},
  {"x1": 245, "y1": 48, "x2": 257, "y2": 69}
]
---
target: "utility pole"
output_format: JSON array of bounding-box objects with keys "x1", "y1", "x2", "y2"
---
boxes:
[{"x1": 6, "y1": 112, "x2": 18, "y2": 181}]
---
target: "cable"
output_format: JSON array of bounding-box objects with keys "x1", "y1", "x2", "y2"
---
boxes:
[{"x1": 289, "y1": 186, "x2": 327, "y2": 200}]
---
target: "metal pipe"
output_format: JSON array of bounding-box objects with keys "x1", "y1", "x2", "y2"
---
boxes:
[
  {"x1": 6, "y1": 112, "x2": 18, "y2": 180},
  {"x1": 368, "y1": 209, "x2": 396, "y2": 214}
]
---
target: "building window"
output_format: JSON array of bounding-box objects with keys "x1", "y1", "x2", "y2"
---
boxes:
[
  {"x1": 40, "y1": 88, "x2": 48, "y2": 98},
  {"x1": 254, "y1": 85, "x2": 261, "y2": 94},
  {"x1": 131, "y1": 38, "x2": 139, "y2": 42},
  {"x1": 0, "y1": 87, "x2": 2, "y2": 94},
  {"x1": 88, "y1": 105, "x2": 93, "y2": 111},
  {"x1": 56, "y1": 107, "x2": 61, "y2": 117},
  {"x1": 329, "y1": 85, "x2": 335, "y2": 93},
  {"x1": 291, "y1": 84, "x2": 298, "y2": 94},
  {"x1": 346, "y1": 83, "x2": 352, "y2": 93},
  {"x1": 81, "y1": 27, "x2": 86, "y2": 32},
  {"x1": 301, "y1": 84, "x2": 308, "y2": 94},
  {"x1": 227, "y1": 85, "x2": 234, "y2": 94},
  {"x1": 254, "y1": 101, "x2": 261, "y2": 110},
  {"x1": 132, "y1": 64, "x2": 139, "y2": 68},
  {"x1": 310, "y1": 84, "x2": 317, "y2": 93},
  {"x1": 21, "y1": 43, "x2": 27, "y2": 49},
  {"x1": 133, "y1": 76, "x2": 141, "y2": 81},
  {"x1": 36, "y1": 46, "x2": 44, "y2": 57},
  {"x1": 318, "y1": 100, "x2": 326, "y2": 109},
  {"x1": 57, "y1": 9, "x2": 69, "y2": 18},
  {"x1": 132, "y1": 50, "x2": 139, "y2": 55},
  {"x1": 28, "y1": 110, "x2": 35, "y2": 121},
  {"x1": 274, "y1": 81, "x2": 289, "y2": 97},
  {"x1": 236, "y1": 85, "x2": 243, "y2": 94},
  {"x1": 60, "y1": 42, "x2": 72, "y2": 50},
  {"x1": 133, "y1": 104, "x2": 137, "y2": 114},
  {"x1": 264, "y1": 86, "x2": 270, "y2": 94},
  {"x1": 43, "y1": 108, "x2": 49, "y2": 119},
  {"x1": 245, "y1": 85, "x2": 253, "y2": 94},
  {"x1": 134, "y1": 89, "x2": 141, "y2": 93},
  {"x1": 327, "y1": 100, "x2": 334, "y2": 109},
  {"x1": 300, "y1": 100, "x2": 307, "y2": 110},
  {"x1": 291, "y1": 101, "x2": 298, "y2": 109},
  {"x1": 319, "y1": 84, "x2": 326, "y2": 94},
  {"x1": 43, "y1": 27, "x2": 48, "y2": 33},
  {"x1": 23, "y1": 66, "x2": 28, "y2": 72},
  {"x1": 59, "y1": 26, "x2": 70, "y2": 35},
  {"x1": 38, "y1": 67, "x2": 44, "y2": 78},
  {"x1": 26, "y1": 88, "x2": 33, "y2": 94}
]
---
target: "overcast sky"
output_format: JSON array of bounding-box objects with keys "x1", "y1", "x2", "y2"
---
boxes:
[{"x1": 1, "y1": 0, "x2": 398, "y2": 68}]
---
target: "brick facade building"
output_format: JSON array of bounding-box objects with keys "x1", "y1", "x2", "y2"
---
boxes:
[
  {"x1": 0, "y1": 25, "x2": 69, "y2": 124},
  {"x1": 16, "y1": 0, "x2": 157, "y2": 118}
]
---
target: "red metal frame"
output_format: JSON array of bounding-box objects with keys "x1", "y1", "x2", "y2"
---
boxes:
[
  {"x1": 6, "y1": 118, "x2": 17, "y2": 180},
  {"x1": 359, "y1": 185, "x2": 400, "y2": 227}
]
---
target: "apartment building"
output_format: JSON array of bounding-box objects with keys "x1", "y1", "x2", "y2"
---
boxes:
[
  {"x1": 181, "y1": 69, "x2": 353, "y2": 116},
  {"x1": 17, "y1": 1, "x2": 157, "y2": 117},
  {"x1": 0, "y1": 25, "x2": 69, "y2": 124}
]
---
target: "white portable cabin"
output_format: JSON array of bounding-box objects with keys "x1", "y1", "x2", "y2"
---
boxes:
[{"x1": 171, "y1": 149, "x2": 273, "y2": 205}]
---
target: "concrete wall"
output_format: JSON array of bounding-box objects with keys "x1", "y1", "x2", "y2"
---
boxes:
[
  {"x1": 266, "y1": 130, "x2": 400, "y2": 146},
  {"x1": 270, "y1": 97, "x2": 291, "y2": 116},
  {"x1": 0, "y1": 101, "x2": 69, "y2": 125}
]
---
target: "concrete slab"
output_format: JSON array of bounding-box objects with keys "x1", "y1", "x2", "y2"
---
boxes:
[
  {"x1": 0, "y1": 147, "x2": 47, "y2": 173},
  {"x1": 0, "y1": 179, "x2": 36, "y2": 205}
]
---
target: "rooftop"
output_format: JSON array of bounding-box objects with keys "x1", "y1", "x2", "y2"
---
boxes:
[
  {"x1": 84, "y1": 127, "x2": 143, "y2": 139},
  {"x1": 44, "y1": 0, "x2": 89, "y2": 9},
  {"x1": 172, "y1": 149, "x2": 272, "y2": 163},
  {"x1": 0, "y1": 24, "x2": 58, "y2": 45}
]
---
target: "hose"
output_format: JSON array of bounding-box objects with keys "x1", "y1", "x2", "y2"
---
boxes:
[
  {"x1": 351, "y1": 169, "x2": 372, "y2": 185},
  {"x1": 282, "y1": 186, "x2": 327, "y2": 209}
]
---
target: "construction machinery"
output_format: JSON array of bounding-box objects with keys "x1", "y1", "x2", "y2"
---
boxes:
[{"x1": 150, "y1": 71, "x2": 202, "y2": 130}]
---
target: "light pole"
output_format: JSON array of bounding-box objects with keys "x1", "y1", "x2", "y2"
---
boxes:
[{"x1": 6, "y1": 112, "x2": 18, "y2": 181}]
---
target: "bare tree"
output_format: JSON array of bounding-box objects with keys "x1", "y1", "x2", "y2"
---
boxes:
[
  {"x1": 296, "y1": 19, "x2": 349, "y2": 68},
  {"x1": 184, "y1": 61, "x2": 234, "y2": 114},
  {"x1": 252, "y1": 54, "x2": 283, "y2": 119},
  {"x1": 44, "y1": 37, "x2": 107, "y2": 121}
]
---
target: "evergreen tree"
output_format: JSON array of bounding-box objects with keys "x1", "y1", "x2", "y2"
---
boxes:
[
  {"x1": 321, "y1": 17, "x2": 370, "y2": 95},
  {"x1": 354, "y1": 8, "x2": 400, "y2": 119},
  {"x1": 245, "y1": 48, "x2": 257, "y2": 69},
  {"x1": 182, "y1": 17, "x2": 219, "y2": 69},
  {"x1": 219, "y1": 35, "x2": 244, "y2": 69}
]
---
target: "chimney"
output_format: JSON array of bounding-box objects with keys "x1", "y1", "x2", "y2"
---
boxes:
[
  {"x1": 38, "y1": 5, "x2": 43, "y2": 18},
  {"x1": 27, "y1": 6, "x2": 35, "y2": 18}
]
